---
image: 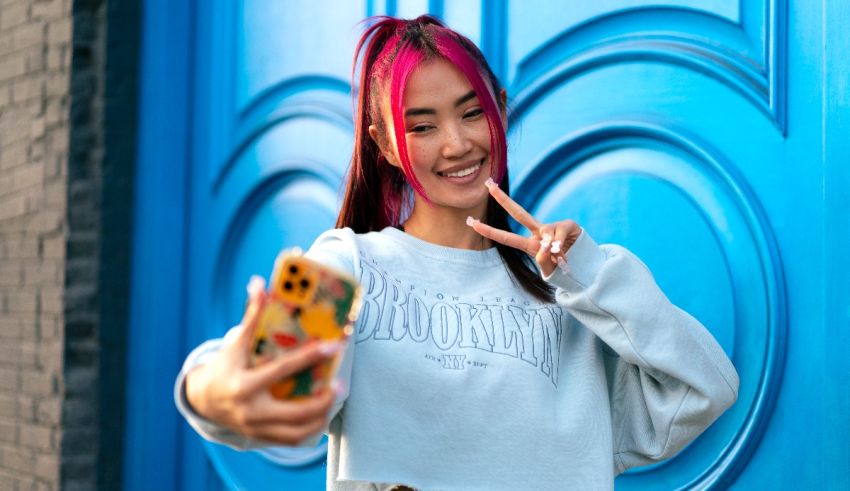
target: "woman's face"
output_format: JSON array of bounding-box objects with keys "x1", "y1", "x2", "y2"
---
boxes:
[{"x1": 373, "y1": 57, "x2": 501, "y2": 217}]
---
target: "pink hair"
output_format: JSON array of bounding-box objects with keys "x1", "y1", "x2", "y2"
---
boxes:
[{"x1": 385, "y1": 24, "x2": 507, "y2": 201}]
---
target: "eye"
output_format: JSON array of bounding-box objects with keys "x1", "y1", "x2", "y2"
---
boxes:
[
  {"x1": 463, "y1": 108, "x2": 484, "y2": 119},
  {"x1": 409, "y1": 124, "x2": 434, "y2": 134}
]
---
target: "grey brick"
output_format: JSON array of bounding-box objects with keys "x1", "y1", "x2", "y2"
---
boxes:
[
  {"x1": 5, "y1": 234, "x2": 38, "y2": 260},
  {"x1": 0, "y1": 344, "x2": 18, "y2": 365},
  {"x1": 0, "y1": 141, "x2": 28, "y2": 170},
  {"x1": 0, "y1": 2, "x2": 29, "y2": 31},
  {"x1": 45, "y1": 19, "x2": 70, "y2": 45},
  {"x1": 0, "y1": 394, "x2": 15, "y2": 417},
  {"x1": 31, "y1": 0, "x2": 64, "y2": 22},
  {"x1": 0, "y1": 367, "x2": 16, "y2": 391},
  {"x1": 0, "y1": 317, "x2": 22, "y2": 339},
  {"x1": 31, "y1": 453, "x2": 57, "y2": 481},
  {"x1": 18, "y1": 425, "x2": 53, "y2": 451},
  {"x1": 33, "y1": 399, "x2": 59, "y2": 426},
  {"x1": 11, "y1": 76, "x2": 43, "y2": 103},
  {"x1": 0, "y1": 470, "x2": 18, "y2": 490},
  {"x1": 0, "y1": 195, "x2": 26, "y2": 222},
  {"x1": 0, "y1": 444, "x2": 32, "y2": 474},
  {"x1": 17, "y1": 395, "x2": 36, "y2": 423},
  {"x1": 11, "y1": 22, "x2": 44, "y2": 49},
  {"x1": 37, "y1": 288, "x2": 60, "y2": 316},
  {"x1": 19, "y1": 370, "x2": 56, "y2": 397},
  {"x1": 0, "y1": 174, "x2": 13, "y2": 198},
  {"x1": 38, "y1": 234, "x2": 61, "y2": 260},
  {"x1": 0, "y1": 56, "x2": 26, "y2": 83},
  {"x1": 0, "y1": 111, "x2": 31, "y2": 145},
  {"x1": 0, "y1": 261, "x2": 23, "y2": 285},
  {"x1": 0, "y1": 422, "x2": 15, "y2": 444},
  {"x1": 12, "y1": 164, "x2": 43, "y2": 190},
  {"x1": 0, "y1": 85, "x2": 10, "y2": 106}
]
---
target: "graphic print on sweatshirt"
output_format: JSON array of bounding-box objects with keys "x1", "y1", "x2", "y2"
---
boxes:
[{"x1": 353, "y1": 252, "x2": 565, "y2": 387}]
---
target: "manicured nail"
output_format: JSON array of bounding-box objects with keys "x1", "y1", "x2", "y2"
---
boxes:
[
  {"x1": 540, "y1": 233, "x2": 552, "y2": 248},
  {"x1": 484, "y1": 177, "x2": 496, "y2": 189},
  {"x1": 557, "y1": 256, "x2": 570, "y2": 273},
  {"x1": 550, "y1": 240, "x2": 562, "y2": 254},
  {"x1": 247, "y1": 275, "x2": 266, "y2": 297},
  {"x1": 318, "y1": 340, "x2": 344, "y2": 356},
  {"x1": 466, "y1": 216, "x2": 475, "y2": 227},
  {"x1": 330, "y1": 379, "x2": 345, "y2": 397}
]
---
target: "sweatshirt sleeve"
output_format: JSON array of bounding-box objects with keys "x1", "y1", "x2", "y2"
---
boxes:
[
  {"x1": 173, "y1": 228, "x2": 359, "y2": 451},
  {"x1": 543, "y1": 230, "x2": 739, "y2": 474}
]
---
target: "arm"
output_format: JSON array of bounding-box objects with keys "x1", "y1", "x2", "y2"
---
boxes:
[{"x1": 546, "y1": 231, "x2": 739, "y2": 473}]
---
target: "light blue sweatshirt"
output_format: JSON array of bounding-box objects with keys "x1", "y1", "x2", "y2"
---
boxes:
[{"x1": 175, "y1": 227, "x2": 739, "y2": 490}]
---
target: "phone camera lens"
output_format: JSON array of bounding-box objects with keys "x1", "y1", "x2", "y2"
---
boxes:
[
  {"x1": 289, "y1": 265, "x2": 298, "y2": 274},
  {"x1": 300, "y1": 279, "x2": 310, "y2": 288},
  {"x1": 283, "y1": 281, "x2": 293, "y2": 291}
]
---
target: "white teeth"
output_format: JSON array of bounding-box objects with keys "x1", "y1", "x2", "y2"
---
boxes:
[{"x1": 443, "y1": 163, "x2": 481, "y2": 178}]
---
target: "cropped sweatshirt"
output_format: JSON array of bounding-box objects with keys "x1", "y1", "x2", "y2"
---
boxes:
[{"x1": 175, "y1": 227, "x2": 739, "y2": 490}]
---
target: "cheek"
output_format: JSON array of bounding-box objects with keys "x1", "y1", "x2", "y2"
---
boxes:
[
  {"x1": 405, "y1": 139, "x2": 435, "y2": 171},
  {"x1": 471, "y1": 121, "x2": 493, "y2": 151}
]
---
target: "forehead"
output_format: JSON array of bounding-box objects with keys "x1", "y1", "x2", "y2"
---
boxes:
[{"x1": 403, "y1": 58, "x2": 474, "y2": 107}]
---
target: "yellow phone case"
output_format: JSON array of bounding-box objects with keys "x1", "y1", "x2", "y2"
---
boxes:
[{"x1": 250, "y1": 249, "x2": 361, "y2": 400}]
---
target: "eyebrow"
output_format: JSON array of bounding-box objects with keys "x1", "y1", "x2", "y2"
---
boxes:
[{"x1": 404, "y1": 90, "x2": 478, "y2": 117}]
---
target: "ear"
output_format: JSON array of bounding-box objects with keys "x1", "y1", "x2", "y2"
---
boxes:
[{"x1": 369, "y1": 124, "x2": 400, "y2": 167}]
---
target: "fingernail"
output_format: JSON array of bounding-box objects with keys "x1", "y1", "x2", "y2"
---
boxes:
[
  {"x1": 247, "y1": 275, "x2": 266, "y2": 297},
  {"x1": 540, "y1": 233, "x2": 552, "y2": 248},
  {"x1": 484, "y1": 177, "x2": 496, "y2": 189},
  {"x1": 557, "y1": 256, "x2": 570, "y2": 273},
  {"x1": 550, "y1": 240, "x2": 562, "y2": 254},
  {"x1": 330, "y1": 379, "x2": 346, "y2": 397},
  {"x1": 318, "y1": 340, "x2": 344, "y2": 356},
  {"x1": 466, "y1": 216, "x2": 475, "y2": 227}
]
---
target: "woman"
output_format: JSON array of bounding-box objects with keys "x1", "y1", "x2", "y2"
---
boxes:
[{"x1": 175, "y1": 15, "x2": 739, "y2": 490}]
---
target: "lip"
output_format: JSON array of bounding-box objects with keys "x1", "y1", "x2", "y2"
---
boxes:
[
  {"x1": 436, "y1": 158, "x2": 486, "y2": 184},
  {"x1": 436, "y1": 159, "x2": 485, "y2": 176}
]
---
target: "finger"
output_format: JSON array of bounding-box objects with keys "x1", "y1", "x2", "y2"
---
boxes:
[
  {"x1": 485, "y1": 179, "x2": 542, "y2": 232},
  {"x1": 247, "y1": 387, "x2": 336, "y2": 425},
  {"x1": 242, "y1": 339, "x2": 345, "y2": 395},
  {"x1": 535, "y1": 225, "x2": 553, "y2": 267},
  {"x1": 243, "y1": 412, "x2": 329, "y2": 446},
  {"x1": 469, "y1": 219, "x2": 539, "y2": 255},
  {"x1": 553, "y1": 220, "x2": 582, "y2": 256},
  {"x1": 236, "y1": 276, "x2": 268, "y2": 351},
  {"x1": 550, "y1": 223, "x2": 569, "y2": 257}
]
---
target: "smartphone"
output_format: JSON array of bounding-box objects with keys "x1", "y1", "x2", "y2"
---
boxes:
[{"x1": 250, "y1": 249, "x2": 361, "y2": 400}]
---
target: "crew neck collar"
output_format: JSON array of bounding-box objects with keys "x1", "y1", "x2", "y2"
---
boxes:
[{"x1": 381, "y1": 226, "x2": 503, "y2": 266}]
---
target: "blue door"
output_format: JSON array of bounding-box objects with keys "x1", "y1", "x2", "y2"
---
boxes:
[{"x1": 127, "y1": 0, "x2": 849, "y2": 489}]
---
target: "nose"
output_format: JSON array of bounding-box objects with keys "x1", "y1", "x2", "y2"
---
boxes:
[{"x1": 441, "y1": 122, "x2": 474, "y2": 160}]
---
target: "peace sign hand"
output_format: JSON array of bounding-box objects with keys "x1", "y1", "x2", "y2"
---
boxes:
[{"x1": 468, "y1": 179, "x2": 582, "y2": 277}]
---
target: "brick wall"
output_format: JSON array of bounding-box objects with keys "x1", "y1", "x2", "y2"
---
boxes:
[{"x1": 0, "y1": 0, "x2": 73, "y2": 489}]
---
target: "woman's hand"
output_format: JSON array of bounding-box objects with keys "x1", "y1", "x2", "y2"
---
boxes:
[
  {"x1": 184, "y1": 279, "x2": 343, "y2": 446},
  {"x1": 468, "y1": 179, "x2": 582, "y2": 277}
]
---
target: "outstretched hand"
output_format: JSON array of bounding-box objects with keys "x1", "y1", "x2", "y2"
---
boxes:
[
  {"x1": 184, "y1": 277, "x2": 343, "y2": 446},
  {"x1": 468, "y1": 179, "x2": 582, "y2": 277}
]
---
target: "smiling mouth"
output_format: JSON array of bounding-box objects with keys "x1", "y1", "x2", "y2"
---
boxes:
[{"x1": 437, "y1": 160, "x2": 484, "y2": 178}]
